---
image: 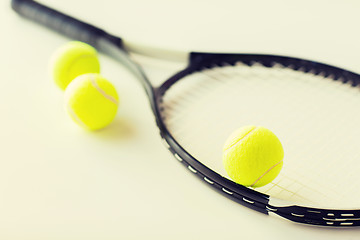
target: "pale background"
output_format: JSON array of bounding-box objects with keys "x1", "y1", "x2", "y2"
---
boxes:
[{"x1": 1, "y1": 0, "x2": 360, "y2": 239}]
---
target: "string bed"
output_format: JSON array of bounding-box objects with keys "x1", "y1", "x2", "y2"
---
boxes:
[{"x1": 162, "y1": 62, "x2": 360, "y2": 208}]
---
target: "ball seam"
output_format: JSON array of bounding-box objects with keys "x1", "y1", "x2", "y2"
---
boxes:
[
  {"x1": 250, "y1": 160, "x2": 283, "y2": 187},
  {"x1": 62, "y1": 54, "x2": 99, "y2": 89},
  {"x1": 223, "y1": 126, "x2": 258, "y2": 152},
  {"x1": 66, "y1": 102, "x2": 88, "y2": 129},
  {"x1": 90, "y1": 75, "x2": 118, "y2": 105}
]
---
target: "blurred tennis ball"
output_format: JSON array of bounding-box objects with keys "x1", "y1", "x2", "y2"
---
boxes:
[
  {"x1": 50, "y1": 41, "x2": 100, "y2": 90},
  {"x1": 64, "y1": 73, "x2": 119, "y2": 130},
  {"x1": 222, "y1": 126, "x2": 284, "y2": 188}
]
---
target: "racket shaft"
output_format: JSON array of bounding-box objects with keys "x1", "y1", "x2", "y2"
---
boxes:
[{"x1": 11, "y1": 0, "x2": 122, "y2": 48}]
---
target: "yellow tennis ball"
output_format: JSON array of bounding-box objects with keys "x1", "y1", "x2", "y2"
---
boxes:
[
  {"x1": 64, "y1": 73, "x2": 119, "y2": 130},
  {"x1": 50, "y1": 41, "x2": 100, "y2": 90},
  {"x1": 223, "y1": 126, "x2": 284, "y2": 188}
]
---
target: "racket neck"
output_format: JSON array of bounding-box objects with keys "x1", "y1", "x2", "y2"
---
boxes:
[{"x1": 98, "y1": 37, "x2": 156, "y2": 102}]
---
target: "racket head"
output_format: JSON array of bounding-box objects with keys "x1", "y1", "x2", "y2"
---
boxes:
[
  {"x1": 153, "y1": 52, "x2": 360, "y2": 226},
  {"x1": 13, "y1": 0, "x2": 360, "y2": 228}
]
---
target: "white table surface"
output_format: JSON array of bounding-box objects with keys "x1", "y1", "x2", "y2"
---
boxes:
[{"x1": 2, "y1": 0, "x2": 360, "y2": 239}]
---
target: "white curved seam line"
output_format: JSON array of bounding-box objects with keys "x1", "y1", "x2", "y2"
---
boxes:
[
  {"x1": 67, "y1": 104, "x2": 87, "y2": 128},
  {"x1": 188, "y1": 166, "x2": 197, "y2": 173},
  {"x1": 162, "y1": 138, "x2": 170, "y2": 149},
  {"x1": 242, "y1": 198, "x2": 254, "y2": 204},
  {"x1": 204, "y1": 177, "x2": 214, "y2": 184},
  {"x1": 291, "y1": 213, "x2": 304, "y2": 217},
  {"x1": 307, "y1": 210, "x2": 321, "y2": 214},
  {"x1": 266, "y1": 206, "x2": 277, "y2": 212},
  {"x1": 65, "y1": 54, "x2": 97, "y2": 87},
  {"x1": 174, "y1": 153, "x2": 183, "y2": 162},
  {"x1": 90, "y1": 76, "x2": 118, "y2": 105},
  {"x1": 340, "y1": 222, "x2": 353, "y2": 226},
  {"x1": 223, "y1": 127, "x2": 257, "y2": 153},
  {"x1": 250, "y1": 160, "x2": 283, "y2": 187},
  {"x1": 222, "y1": 188, "x2": 233, "y2": 195},
  {"x1": 323, "y1": 217, "x2": 360, "y2": 221}
]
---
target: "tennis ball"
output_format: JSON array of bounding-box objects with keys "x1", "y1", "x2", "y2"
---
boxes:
[
  {"x1": 50, "y1": 41, "x2": 100, "y2": 90},
  {"x1": 223, "y1": 126, "x2": 284, "y2": 188},
  {"x1": 64, "y1": 73, "x2": 119, "y2": 130}
]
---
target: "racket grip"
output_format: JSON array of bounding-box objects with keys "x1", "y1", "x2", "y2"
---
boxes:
[{"x1": 11, "y1": 0, "x2": 121, "y2": 47}]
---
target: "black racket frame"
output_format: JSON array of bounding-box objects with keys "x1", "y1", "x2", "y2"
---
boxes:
[{"x1": 12, "y1": 0, "x2": 360, "y2": 227}]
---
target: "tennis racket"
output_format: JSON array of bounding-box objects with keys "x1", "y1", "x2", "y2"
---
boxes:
[{"x1": 12, "y1": 0, "x2": 360, "y2": 227}]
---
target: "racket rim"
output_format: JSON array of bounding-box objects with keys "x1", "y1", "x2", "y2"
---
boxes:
[
  {"x1": 12, "y1": 0, "x2": 360, "y2": 227},
  {"x1": 155, "y1": 52, "x2": 360, "y2": 227}
]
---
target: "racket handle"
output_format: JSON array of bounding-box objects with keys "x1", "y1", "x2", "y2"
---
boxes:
[{"x1": 11, "y1": 0, "x2": 122, "y2": 48}]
